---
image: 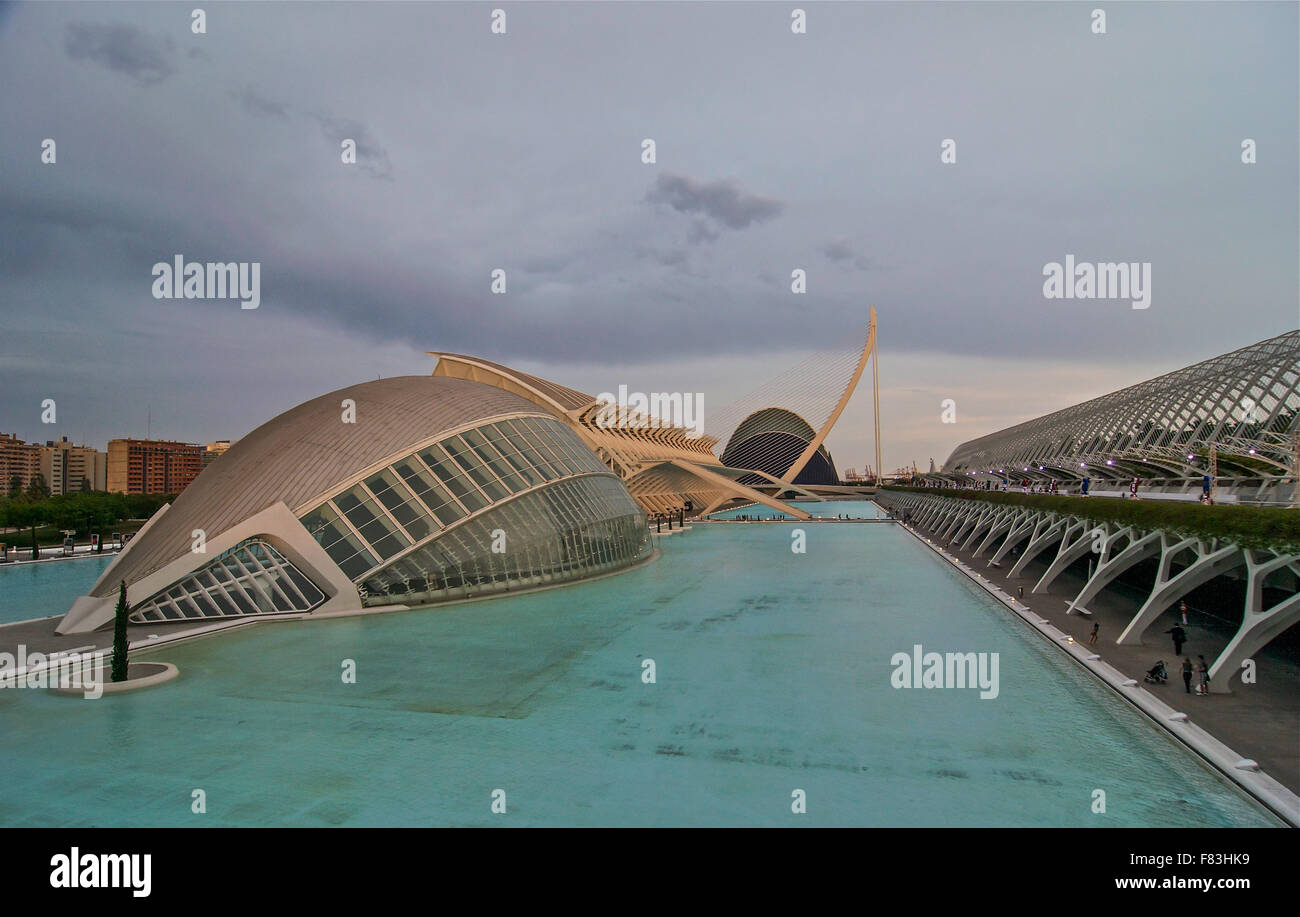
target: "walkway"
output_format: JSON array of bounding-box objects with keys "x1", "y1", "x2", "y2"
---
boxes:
[{"x1": 926, "y1": 522, "x2": 1300, "y2": 794}]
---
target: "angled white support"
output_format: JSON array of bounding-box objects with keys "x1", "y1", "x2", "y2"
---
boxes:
[
  {"x1": 989, "y1": 511, "x2": 1041, "y2": 566},
  {"x1": 921, "y1": 501, "x2": 950, "y2": 529},
  {"x1": 1034, "y1": 518, "x2": 1103, "y2": 594},
  {"x1": 1067, "y1": 528, "x2": 1161, "y2": 615},
  {"x1": 973, "y1": 508, "x2": 1021, "y2": 558},
  {"x1": 935, "y1": 502, "x2": 962, "y2": 530},
  {"x1": 951, "y1": 506, "x2": 989, "y2": 544},
  {"x1": 1009, "y1": 515, "x2": 1068, "y2": 578},
  {"x1": 1210, "y1": 551, "x2": 1300, "y2": 693},
  {"x1": 1117, "y1": 536, "x2": 1244, "y2": 645},
  {"x1": 960, "y1": 506, "x2": 1000, "y2": 550},
  {"x1": 939, "y1": 506, "x2": 971, "y2": 541}
]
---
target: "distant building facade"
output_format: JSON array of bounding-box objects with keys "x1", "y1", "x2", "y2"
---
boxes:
[
  {"x1": 40, "y1": 437, "x2": 107, "y2": 494},
  {"x1": 202, "y1": 440, "x2": 233, "y2": 468},
  {"x1": 1, "y1": 433, "x2": 42, "y2": 495},
  {"x1": 107, "y1": 439, "x2": 203, "y2": 495}
]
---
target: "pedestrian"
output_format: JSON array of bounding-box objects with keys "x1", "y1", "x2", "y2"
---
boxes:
[
  {"x1": 1088, "y1": 623, "x2": 1099, "y2": 646},
  {"x1": 1181, "y1": 657, "x2": 1193, "y2": 693},
  {"x1": 1165, "y1": 622, "x2": 1186, "y2": 656},
  {"x1": 1196, "y1": 655, "x2": 1210, "y2": 695},
  {"x1": 1179, "y1": 600, "x2": 1188, "y2": 626}
]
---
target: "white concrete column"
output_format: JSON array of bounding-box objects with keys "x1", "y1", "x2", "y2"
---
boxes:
[
  {"x1": 1210, "y1": 550, "x2": 1300, "y2": 693},
  {"x1": 1117, "y1": 537, "x2": 1244, "y2": 646}
]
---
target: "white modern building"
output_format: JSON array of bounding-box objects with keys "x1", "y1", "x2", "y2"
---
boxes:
[{"x1": 59, "y1": 376, "x2": 651, "y2": 633}]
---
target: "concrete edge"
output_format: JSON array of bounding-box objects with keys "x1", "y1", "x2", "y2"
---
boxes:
[
  {"x1": 0, "y1": 549, "x2": 124, "y2": 568},
  {"x1": 890, "y1": 514, "x2": 1300, "y2": 828},
  {"x1": 48, "y1": 662, "x2": 179, "y2": 697}
]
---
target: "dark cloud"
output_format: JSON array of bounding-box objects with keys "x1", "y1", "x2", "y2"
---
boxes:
[
  {"x1": 63, "y1": 22, "x2": 175, "y2": 85},
  {"x1": 821, "y1": 239, "x2": 872, "y2": 271},
  {"x1": 312, "y1": 114, "x2": 393, "y2": 180},
  {"x1": 521, "y1": 254, "x2": 572, "y2": 274},
  {"x1": 653, "y1": 249, "x2": 688, "y2": 267},
  {"x1": 686, "y1": 219, "x2": 720, "y2": 244},
  {"x1": 646, "y1": 173, "x2": 784, "y2": 231},
  {"x1": 233, "y1": 85, "x2": 289, "y2": 120}
]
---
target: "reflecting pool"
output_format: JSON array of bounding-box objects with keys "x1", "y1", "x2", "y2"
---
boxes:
[{"x1": 0, "y1": 520, "x2": 1279, "y2": 826}]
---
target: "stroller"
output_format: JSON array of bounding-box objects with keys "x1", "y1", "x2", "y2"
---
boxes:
[{"x1": 1143, "y1": 660, "x2": 1168, "y2": 684}]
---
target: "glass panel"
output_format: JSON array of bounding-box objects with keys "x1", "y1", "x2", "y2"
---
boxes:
[
  {"x1": 484, "y1": 423, "x2": 545, "y2": 488},
  {"x1": 300, "y1": 503, "x2": 379, "y2": 573},
  {"x1": 461, "y1": 427, "x2": 528, "y2": 492},
  {"x1": 442, "y1": 435, "x2": 510, "y2": 502},
  {"x1": 223, "y1": 583, "x2": 260, "y2": 615},
  {"x1": 501, "y1": 421, "x2": 558, "y2": 480},
  {"x1": 333, "y1": 486, "x2": 411, "y2": 559},
  {"x1": 358, "y1": 475, "x2": 649, "y2": 608},
  {"x1": 419, "y1": 444, "x2": 488, "y2": 512},
  {"x1": 365, "y1": 469, "x2": 436, "y2": 541},
  {"x1": 131, "y1": 539, "x2": 329, "y2": 622},
  {"x1": 515, "y1": 417, "x2": 572, "y2": 473},
  {"x1": 282, "y1": 564, "x2": 325, "y2": 606},
  {"x1": 393, "y1": 458, "x2": 467, "y2": 526},
  {"x1": 207, "y1": 588, "x2": 238, "y2": 616},
  {"x1": 531, "y1": 418, "x2": 588, "y2": 471}
]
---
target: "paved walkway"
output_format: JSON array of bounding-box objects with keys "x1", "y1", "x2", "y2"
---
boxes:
[
  {"x1": 929, "y1": 528, "x2": 1300, "y2": 794},
  {"x1": 0, "y1": 615, "x2": 241, "y2": 663}
]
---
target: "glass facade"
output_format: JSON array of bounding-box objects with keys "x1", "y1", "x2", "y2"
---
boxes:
[
  {"x1": 129, "y1": 539, "x2": 326, "y2": 623},
  {"x1": 358, "y1": 474, "x2": 650, "y2": 606},
  {"x1": 297, "y1": 414, "x2": 649, "y2": 604}
]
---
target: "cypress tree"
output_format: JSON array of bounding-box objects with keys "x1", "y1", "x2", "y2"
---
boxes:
[{"x1": 111, "y1": 581, "x2": 129, "y2": 682}]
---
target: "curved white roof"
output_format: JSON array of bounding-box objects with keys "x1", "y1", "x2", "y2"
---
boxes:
[{"x1": 91, "y1": 376, "x2": 544, "y2": 596}]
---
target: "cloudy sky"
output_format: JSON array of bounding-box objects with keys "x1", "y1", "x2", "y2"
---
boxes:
[{"x1": 1, "y1": 1, "x2": 1296, "y2": 474}]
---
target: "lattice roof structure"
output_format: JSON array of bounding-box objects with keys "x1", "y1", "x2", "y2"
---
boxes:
[{"x1": 943, "y1": 330, "x2": 1300, "y2": 481}]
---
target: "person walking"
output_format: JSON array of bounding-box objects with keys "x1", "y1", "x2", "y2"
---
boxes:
[
  {"x1": 1088, "y1": 623, "x2": 1099, "y2": 646},
  {"x1": 1179, "y1": 600, "x2": 1189, "y2": 626},
  {"x1": 1196, "y1": 655, "x2": 1210, "y2": 695},
  {"x1": 1165, "y1": 623, "x2": 1187, "y2": 657},
  {"x1": 1181, "y1": 657, "x2": 1193, "y2": 693}
]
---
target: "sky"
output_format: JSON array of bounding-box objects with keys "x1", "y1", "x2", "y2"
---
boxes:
[{"x1": 1, "y1": 1, "x2": 1296, "y2": 475}]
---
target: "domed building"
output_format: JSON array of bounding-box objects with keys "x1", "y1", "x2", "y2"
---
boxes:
[
  {"x1": 719, "y1": 407, "x2": 840, "y2": 486},
  {"x1": 59, "y1": 376, "x2": 651, "y2": 633}
]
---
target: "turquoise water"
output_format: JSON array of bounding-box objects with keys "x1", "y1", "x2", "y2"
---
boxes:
[
  {"x1": 0, "y1": 520, "x2": 1279, "y2": 826},
  {"x1": 708, "y1": 498, "x2": 883, "y2": 520},
  {"x1": 0, "y1": 555, "x2": 114, "y2": 624}
]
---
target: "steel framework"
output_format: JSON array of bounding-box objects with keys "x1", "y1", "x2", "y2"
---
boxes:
[{"x1": 943, "y1": 330, "x2": 1300, "y2": 483}]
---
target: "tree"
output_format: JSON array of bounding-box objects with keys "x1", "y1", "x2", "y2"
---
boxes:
[
  {"x1": 10, "y1": 503, "x2": 42, "y2": 560},
  {"x1": 6, "y1": 474, "x2": 21, "y2": 498},
  {"x1": 111, "y1": 581, "x2": 130, "y2": 682},
  {"x1": 79, "y1": 477, "x2": 91, "y2": 494},
  {"x1": 25, "y1": 473, "x2": 50, "y2": 500}
]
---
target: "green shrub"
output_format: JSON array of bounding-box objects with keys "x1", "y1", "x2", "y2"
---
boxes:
[{"x1": 881, "y1": 486, "x2": 1300, "y2": 552}]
